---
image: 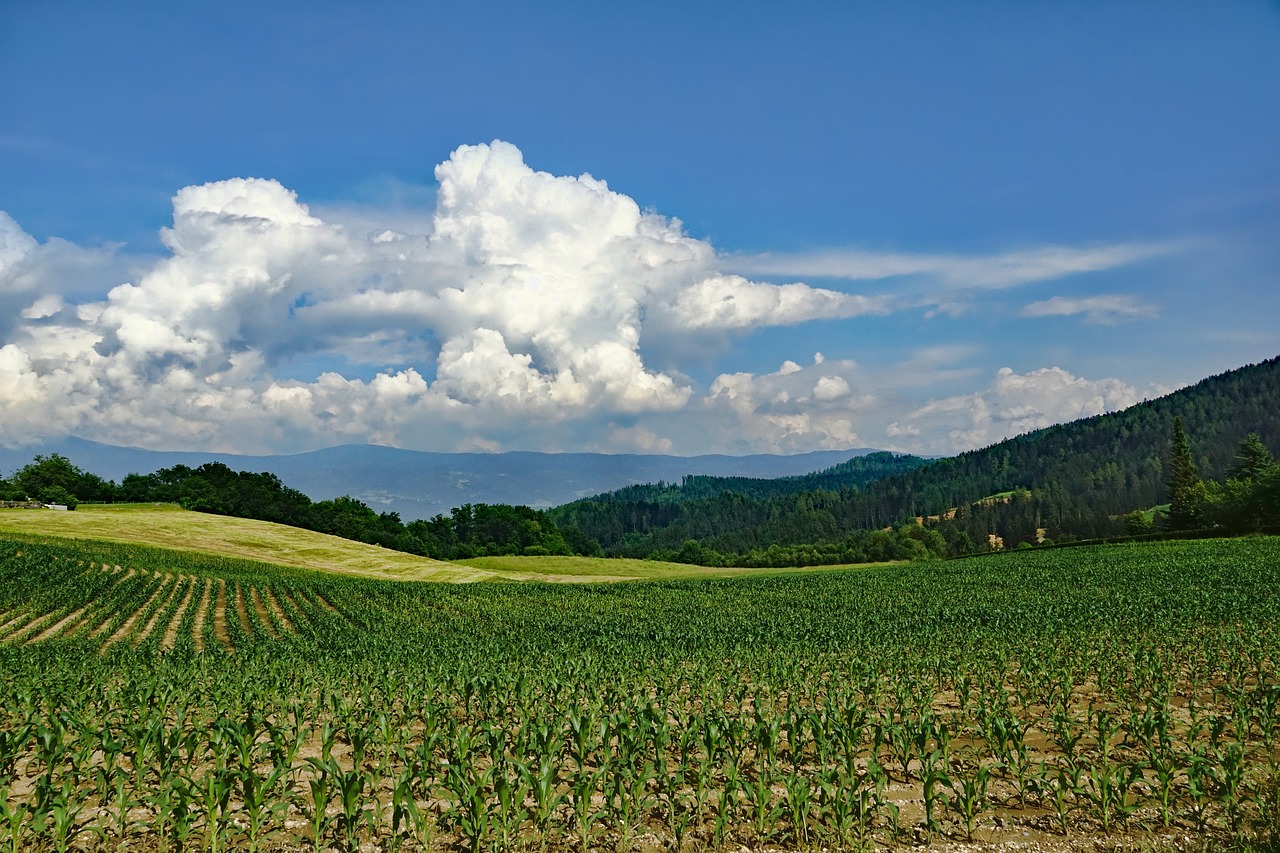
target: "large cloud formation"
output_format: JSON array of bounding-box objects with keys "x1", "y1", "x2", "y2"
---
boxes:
[
  {"x1": 1, "y1": 142, "x2": 888, "y2": 452},
  {"x1": 0, "y1": 141, "x2": 1152, "y2": 455}
]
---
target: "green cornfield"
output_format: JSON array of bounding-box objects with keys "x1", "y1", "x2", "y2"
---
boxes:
[{"x1": 2, "y1": 534, "x2": 1279, "y2": 850}]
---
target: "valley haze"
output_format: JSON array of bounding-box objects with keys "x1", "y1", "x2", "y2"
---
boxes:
[{"x1": 0, "y1": 437, "x2": 867, "y2": 520}]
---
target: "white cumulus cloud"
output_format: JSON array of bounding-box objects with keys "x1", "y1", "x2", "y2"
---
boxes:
[
  {"x1": 889, "y1": 366, "x2": 1149, "y2": 454},
  {"x1": 663, "y1": 275, "x2": 887, "y2": 331},
  {"x1": 812, "y1": 375, "x2": 851, "y2": 401},
  {"x1": 693, "y1": 358, "x2": 868, "y2": 453},
  {"x1": 0, "y1": 141, "x2": 881, "y2": 452},
  {"x1": 0, "y1": 141, "x2": 1177, "y2": 458}
]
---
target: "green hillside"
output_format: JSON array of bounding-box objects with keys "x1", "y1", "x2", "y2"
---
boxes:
[
  {"x1": 0, "y1": 504, "x2": 876, "y2": 583},
  {"x1": 585, "y1": 450, "x2": 931, "y2": 504},
  {"x1": 0, "y1": 504, "x2": 498, "y2": 583},
  {"x1": 551, "y1": 355, "x2": 1280, "y2": 559}
]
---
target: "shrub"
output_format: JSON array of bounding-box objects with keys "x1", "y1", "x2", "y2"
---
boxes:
[{"x1": 40, "y1": 485, "x2": 78, "y2": 510}]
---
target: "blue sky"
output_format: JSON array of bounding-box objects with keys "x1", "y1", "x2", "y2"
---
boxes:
[{"x1": 1, "y1": 1, "x2": 1277, "y2": 456}]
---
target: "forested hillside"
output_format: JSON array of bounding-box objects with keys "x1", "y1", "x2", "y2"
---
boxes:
[
  {"x1": 591, "y1": 451, "x2": 931, "y2": 504},
  {"x1": 550, "y1": 356, "x2": 1280, "y2": 561}
]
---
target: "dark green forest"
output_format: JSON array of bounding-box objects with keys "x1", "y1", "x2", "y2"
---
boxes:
[
  {"x1": 548, "y1": 356, "x2": 1280, "y2": 563},
  {"x1": 593, "y1": 451, "x2": 932, "y2": 504},
  {"x1": 4, "y1": 356, "x2": 1279, "y2": 566}
]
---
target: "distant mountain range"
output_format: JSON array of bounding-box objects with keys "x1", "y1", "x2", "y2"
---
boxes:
[{"x1": 0, "y1": 438, "x2": 870, "y2": 520}]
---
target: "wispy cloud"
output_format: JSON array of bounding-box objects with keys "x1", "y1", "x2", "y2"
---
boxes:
[
  {"x1": 1021, "y1": 294, "x2": 1158, "y2": 324},
  {"x1": 725, "y1": 242, "x2": 1180, "y2": 289}
]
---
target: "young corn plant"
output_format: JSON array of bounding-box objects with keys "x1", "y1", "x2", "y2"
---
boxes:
[
  {"x1": 651, "y1": 747, "x2": 684, "y2": 847},
  {"x1": 1208, "y1": 741, "x2": 1248, "y2": 836},
  {"x1": 607, "y1": 756, "x2": 655, "y2": 850},
  {"x1": 1252, "y1": 766, "x2": 1280, "y2": 852},
  {"x1": 1043, "y1": 761, "x2": 1085, "y2": 836},
  {"x1": 712, "y1": 759, "x2": 741, "y2": 848},
  {"x1": 390, "y1": 741, "x2": 441, "y2": 852},
  {"x1": 0, "y1": 785, "x2": 31, "y2": 853},
  {"x1": 302, "y1": 755, "x2": 338, "y2": 851},
  {"x1": 782, "y1": 768, "x2": 814, "y2": 848},
  {"x1": 816, "y1": 765, "x2": 861, "y2": 846},
  {"x1": 148, "y1": 773, "x2": 197, "y2": 853},
  {"x1": 521, "y1": 753, "x2": 566, "y2": 842},
  {"x1": 335, "y1": 759, "x2": 378, "y2": 853},
  {"x1": 1050, "y1": 709, "x2": 1086, "y2": 769},
  {"x1": 191, "y1": 766, "x2": 236, "y2": 853},
  {"x1": 492, "y1": 762, "x2": 531, "y2": 853},
  {"x1": 1144, "y1": 734, "x2": 1181, "y2": 828},
  {"x1": 1184, "y1": 748, "x2": 1215, "y2": 834},
  {"x1": 98, "y1": 764, "x2": 142, "y2": 844},
  {"x1": 38, "y1": 777, "x2": 99, "y2": 853},
  {"x1": 1082, "y1": 756, "x2": 1144, "y2": 833},
  {"x1": 740, "y1": 763, "x2": 782, "y2": 845},
  {"x1": 566, "y1": 764, "x2": 606, "y2": 853},
  {"x1": 444, "y1": 756, "x2": 496, "y2": 853},
  {"x1": 983, "y1": 707, "x2": 1034, "y2": 807},
  {"x1": 390, "y1": 771, "x2": 427, "y2": 853},
  {"x1": 860, "y1": 759, "x2": 894, "y2": 845},
  {"x1": 946, "y1": 757, "x2": 998, "y2": 841},
  {"x1": 237, "y1": 763, "x2": 290, "y2": 853},
  {"x1": 918, "y1": 749, "x2": 950, "y2": 842}
]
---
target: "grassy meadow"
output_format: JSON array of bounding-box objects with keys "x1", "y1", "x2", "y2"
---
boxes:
[
  {"x1": 2, "y1": 530, "x2": 1280, "y2": 850},
  {"x1": 0, "y1": 504, "x2": 482, "y2": 582},
  {"x1": 0, "y1": 504, "x2": 884, "y2": 584},
  {"x1": 454, "y1": 553, "x2": 890, "y2": 581}
]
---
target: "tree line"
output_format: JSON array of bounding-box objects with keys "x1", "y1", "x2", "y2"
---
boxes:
[
  {"x1": 0, "y1": 459, "x2": 578, "y2": 560},
  {"x1": 599, "y1": 451, "x2": 930, "y2": 504},
  {"x1": 3, "y1": 423, "x2": 1276, "y2": 567},
  {"x1": 1159, "y1": 420, "x2": 1279, "y2": 534}
]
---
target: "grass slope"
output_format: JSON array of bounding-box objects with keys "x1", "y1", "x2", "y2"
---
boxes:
[
  {"x1": 0, "y1": 504, "x2": 884, "y2": 583},
  {"x1": 455, "y1": 554, "x2": 891, "y2": 580},
  {"x1": 0, "y1": 504, "x2": 494, "y2": 583}
]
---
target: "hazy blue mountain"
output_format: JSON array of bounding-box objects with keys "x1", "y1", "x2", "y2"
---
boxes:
[{"x1": 0, "y1": 438, "x2": 869, "y2": 520}]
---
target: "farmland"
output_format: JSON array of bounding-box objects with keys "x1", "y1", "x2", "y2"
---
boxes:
[
  {"x1": 0, "y1": 506, "x2": 879, "y2": 584},
  {"x1": 2, "y1": 534, "x2": 1280, "y2": 850},
  {"x1": 0, "y1": 506, "x2": 740, "y2": 585},
  {"x1": 0, "y1": 505, "x2": 481, "y2": 583}
]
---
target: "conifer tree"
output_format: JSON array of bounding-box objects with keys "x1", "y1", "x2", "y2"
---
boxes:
[
  {"x1": 1228, "y1": 432, "x2": 1274, "y2": 482},
  {"x1": 1213, "y1": 433, "x2": 1278, "y2": 531},
  {"x1": 1166, "y1": 416, "x2": 1205, "y2": 530}
]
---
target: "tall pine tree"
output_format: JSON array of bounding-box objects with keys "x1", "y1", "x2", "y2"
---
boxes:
[
  {"x1": 1166, "y1": 416, "x2": 1205, "y2": 530},
  {"x1": 1228, "y1": 432, "x2": 1274, "y2": 482},
  {"x1": 1215, "y1": 433, "x2": 1279, "y2": 531}
]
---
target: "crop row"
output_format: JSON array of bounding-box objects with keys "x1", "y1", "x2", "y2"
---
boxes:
[
  {"x1": 1, "y1": 535, "x2": 1279, "y2": 850},
  {"x1": 0, "y1": 546, "x2": 336, "y2": 655}
]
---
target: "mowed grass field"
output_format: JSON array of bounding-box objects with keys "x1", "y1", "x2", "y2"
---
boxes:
[
  {"x1": 0, "y1": 504, "x2": 883, "y2": 582},
  {"x1": 0, "y1": 504, "x2": 493, "y2": 582}
]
